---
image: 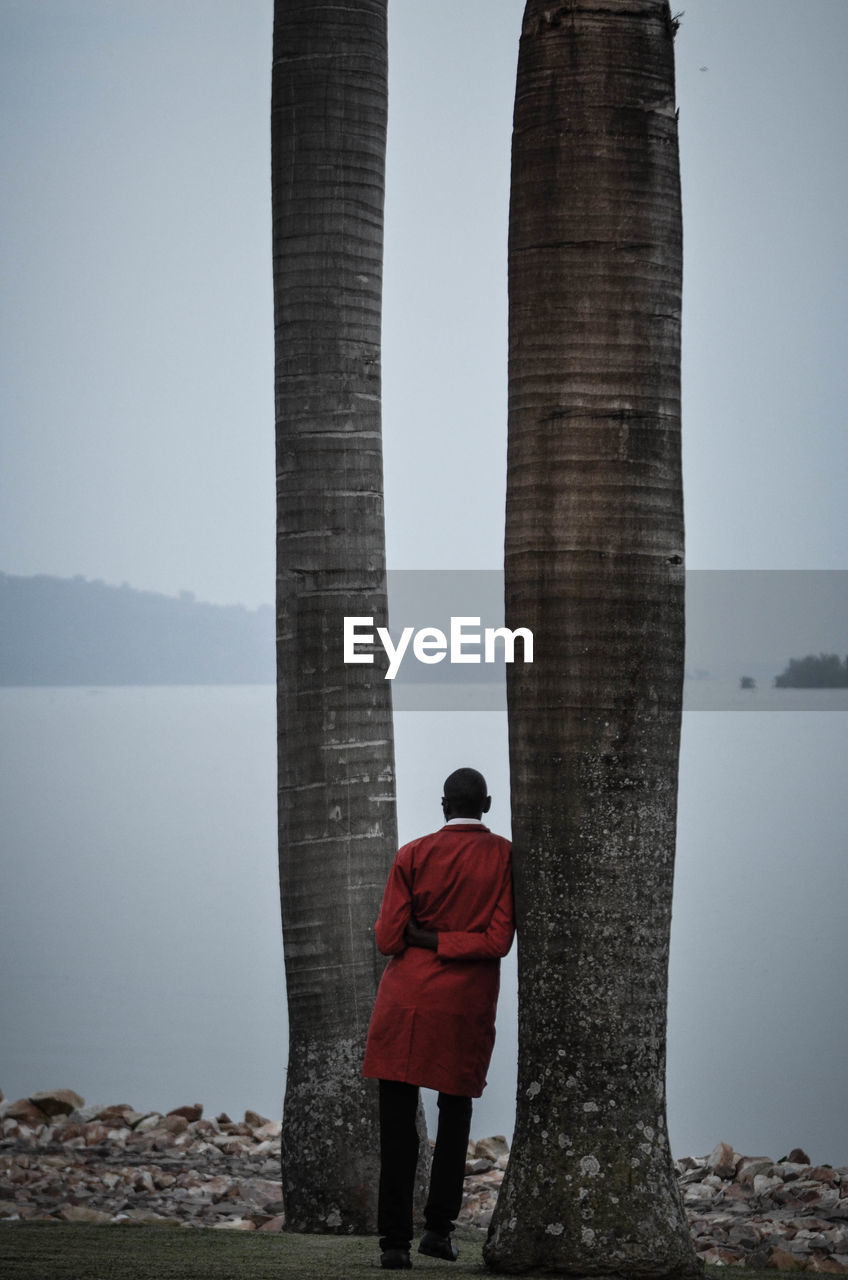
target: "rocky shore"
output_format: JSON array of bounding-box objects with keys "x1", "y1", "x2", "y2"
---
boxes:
[{"x1": 2, "y1": 1090, "x2": 848, "y2": 1270}]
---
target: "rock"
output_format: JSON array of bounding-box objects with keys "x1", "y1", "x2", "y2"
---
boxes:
[
  {"x1": 737, "y1": 1157, "x2": 775, "y2": 1186},
  {"x1": 723, "y1": 1181, "x2": 755, "y2": 1203},
  {"x1": 785, "y1": 1148, "x2": 812, "y2": 1165},
  {"x1": 474, "y1": 1135, "x2": 510, "y2": 1162},
  {"x1": 794, "y1": 1231, "x2": 831, "y2": 1253},
  {"x1": 753, "y1": 1173, "x2": 785, "y2": 1199},
  {"x1": 806, "y1": 1257, "x2": 848, "y2": 1274},
  {"x1": 728, "y1": 1223, "x2": 763, "y2": 1249},
  {"x1": 167, "y1": 1104, "x2": 202, "y2": 1123},
  {"x1": 134, "y1": 1113, "x2": 164, "y2": 1134},
  {"x1": 115, "y1": 1210, "x2": 185, "y2": 1227},
  {"x1": 28, "y1": 1089, "x2": 85, "y2": 1117},
  {"x1": 683, "y1": 1182, "x2": 719, "y2": 1205},
  {"x1": 5, "y1": 1098, "x2": 51, "y2": 1126},
  {"x1": 67, "y1": 1104, "x2": 108, "y2": 1124},
  {"x1": 778, "y1": 1162, "x2": 813, "y2": 1182},
  {"x1": 192, "y1": 1119, "x2": 221, "y2": 1139},
  {"x1": 778, "y1": 1182, "x2": 841, "y2": 1209},
  {"x1": 697, "y1": 1246, "x2": 745, "y2": 1265},
  {"x1": 95, "y1": 1105, "x2": 143, "y2": 1128},
  {"x1": 706, "y1": 1140, "x2": 738, "y2": 1180},
  {"x1": 232, "y1": 1178, "x2": 284, "y2": 1209},
  {"x1": 258, "y1": 1214, "x2": 286, "y2": 1232},
  {"x1": 204, "y1": 1175, "x2": 242, "y2": 1203},
  {"x1": 59, "y1": 1204, "x2": 113, "y2": 1224},
  {"x1": 253, "y1": 1121, "x2": 282, "y2": 1141},
  {"x1": 10, "y1": 1100, "x2": 845, "y2": 1260},
  {"x1": 769, "y1": 1247, "x2": 807, "y2": 1270}
]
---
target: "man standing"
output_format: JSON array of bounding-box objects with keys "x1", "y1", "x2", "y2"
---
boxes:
[{"x1": 362, "y1": 767, "x2": 514, "y2": 1270}]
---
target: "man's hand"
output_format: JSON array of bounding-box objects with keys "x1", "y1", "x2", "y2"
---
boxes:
[{"x1": 404, "y1": 918, "x2": 438, "y2": 951}]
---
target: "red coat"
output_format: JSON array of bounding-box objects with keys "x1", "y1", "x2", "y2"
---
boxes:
[{"x1": 362, "y1": 823, "x2": 514, "y2": 1097}]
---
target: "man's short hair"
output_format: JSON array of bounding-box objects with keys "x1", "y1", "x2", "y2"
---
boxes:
[{"x1": 443, "y1": 767, "x2": 488, "y2": 815}]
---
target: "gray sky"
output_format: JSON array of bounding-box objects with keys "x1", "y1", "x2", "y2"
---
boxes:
[
  {"x1": 2, "y1": 1, "x2": 847, "y2": 1161},
  {"x1": 3, "y1": 0, "x2": 846, "y2": 600}
]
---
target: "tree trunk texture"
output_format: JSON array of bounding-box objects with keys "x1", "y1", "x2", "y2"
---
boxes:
[
  {"x1": 271, "y1": 0, "x2": 401, "y2": 1234},
  {"x1": 485, "y1": 2, "x2": 700, "y2": 1276}
]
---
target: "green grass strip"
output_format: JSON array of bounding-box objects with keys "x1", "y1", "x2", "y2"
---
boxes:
[{"x1": 0, "y1": 1224, "x2": 787, "y2": 1280}]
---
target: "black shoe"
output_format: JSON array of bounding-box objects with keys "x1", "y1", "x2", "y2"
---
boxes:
[
  {"x1": 381, "y1": 1247, "x2": 412, "y2": 1269},
  {"x1": 418, "y1": 1230, "x2": 459, "y2": 1261}
]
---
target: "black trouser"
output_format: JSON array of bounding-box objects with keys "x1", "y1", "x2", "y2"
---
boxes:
[{"x1": 378, "y1": 1079, "x2": 473, "y2": 1252}]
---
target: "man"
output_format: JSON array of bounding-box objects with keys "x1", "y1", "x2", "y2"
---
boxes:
[{"x1": 362, "y1": 767, "x2": 514, "y2": 1270}]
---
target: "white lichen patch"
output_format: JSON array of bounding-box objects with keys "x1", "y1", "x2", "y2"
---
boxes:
[
  {"x1": 326, "y1": 1208, "x2": 342, "y2": 1227},
  {"x1": 579, "y1": 1154, "x2": 601, "y2": 1177},
  {"x1": 582, "y1": 1100, "x2": 599, "y2": 1112},
  {"x1": 526, "y1": 1080, "x2": 541, "y2": 1099},
  {"x1": 581, "y1": 1226, "x2": 596, "y2": 1245},
  {"x1": 545, "y1": 1222, "x2": 565, "y2": 1236}
]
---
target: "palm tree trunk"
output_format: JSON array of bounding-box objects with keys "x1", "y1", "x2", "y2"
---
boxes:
[
  {"x1": 485, "y1": 2, "x2": 700, "y2": 1275},
  {"x1": 271, "y1": 0, "x2": 397, "y2": 1233}
]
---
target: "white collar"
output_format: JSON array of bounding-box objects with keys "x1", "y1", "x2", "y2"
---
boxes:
[{"x1": 445, "y1": 816, "x2": 485, "y2": 825}]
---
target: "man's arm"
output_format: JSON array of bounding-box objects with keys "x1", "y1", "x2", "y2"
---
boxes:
[
  {"x1": 436, "y1": 862, "x2": 515, "y2": 961},
  {"x1": 374, "y1": 853, "x2": 414, "y2": 955}
]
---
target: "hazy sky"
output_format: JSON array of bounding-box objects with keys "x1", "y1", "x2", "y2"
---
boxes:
[
  {"x1": 3, "y1": 0, "x2": 847, "y2": 602},
  {"x1": 2, "y1": 1, "x2": 847, "y2": 1162}
]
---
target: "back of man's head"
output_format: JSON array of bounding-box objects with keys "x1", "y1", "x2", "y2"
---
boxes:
[{"x1": 442, "y1": 767, "x2": 489, "y2": 818}]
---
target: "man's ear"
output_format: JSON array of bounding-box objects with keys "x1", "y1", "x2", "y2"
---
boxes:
[{"x1": 482, "y1": 796, "x2": 492, "y2": 814}]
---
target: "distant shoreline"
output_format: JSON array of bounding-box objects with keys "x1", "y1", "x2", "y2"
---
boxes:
[{"x1": 0, "y1": 571, "x2": 274, "y2": 687}]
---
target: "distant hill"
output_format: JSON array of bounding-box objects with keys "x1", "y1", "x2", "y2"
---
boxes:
[{"x1": 0, "y1": 572, "x2": 274, "y2": 686}]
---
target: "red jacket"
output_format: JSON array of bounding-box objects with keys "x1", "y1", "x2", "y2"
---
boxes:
[{"x1": 362, "y1": 823, "x2": 514, "y2": 1097}]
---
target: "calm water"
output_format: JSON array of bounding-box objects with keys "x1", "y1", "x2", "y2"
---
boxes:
[{"x1": 1, "y1": 686, "x2": 846, "y2": 1162}]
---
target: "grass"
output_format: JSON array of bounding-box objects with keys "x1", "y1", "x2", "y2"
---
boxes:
[{"x1": 0, "y1": 1224, "x2": 787, "y2": 1280}]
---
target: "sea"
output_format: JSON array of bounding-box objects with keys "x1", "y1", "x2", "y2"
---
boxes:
[{"x1": 1, "y1": 684, "x2": 847, "y2": 1163}]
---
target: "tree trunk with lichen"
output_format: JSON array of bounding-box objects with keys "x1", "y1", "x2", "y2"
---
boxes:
[
  {"x1": 485, "y1": 2, "x2": 700, "y2": 1275},
  {"x1": 271, "y1": 0, "x2": 404, "y2": 1234}
]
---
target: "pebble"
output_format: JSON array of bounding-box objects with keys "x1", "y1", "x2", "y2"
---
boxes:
[{"x1": 1, "y1": 1089, "x2": 846, "y2": 1269}]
